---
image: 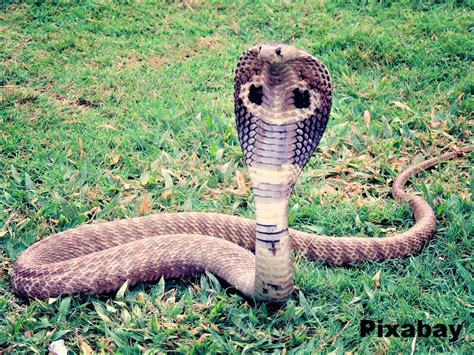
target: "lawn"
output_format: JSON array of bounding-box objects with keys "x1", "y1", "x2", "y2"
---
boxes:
[{"x1": 1, "y1": 1, "x2": 473, "y2": 353}]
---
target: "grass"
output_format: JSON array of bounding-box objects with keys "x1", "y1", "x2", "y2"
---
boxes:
[{"x1": 0, "y1": 1, "x2": 473, "y2": 353}]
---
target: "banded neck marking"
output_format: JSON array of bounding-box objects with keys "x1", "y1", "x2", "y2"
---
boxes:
[
  {"x1": 256, "y1": 228, "x2": 289, "y2": 237},
  {"x1": 256, "y1": 239, "x2": 282, "y2": 256}
]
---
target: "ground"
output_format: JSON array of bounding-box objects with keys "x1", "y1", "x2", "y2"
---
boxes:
[{"x1": 0, "y1": 1, "x2": 473, "y2": 353}]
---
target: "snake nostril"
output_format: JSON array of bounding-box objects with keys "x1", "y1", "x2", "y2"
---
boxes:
[{"x1": 275, "y1": 47, "x2": 281, "y2": 56}]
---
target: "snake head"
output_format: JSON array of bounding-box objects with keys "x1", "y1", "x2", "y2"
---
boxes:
[
  {"x1": 256, "y1": 42, "x2": 304, "y2": 64},
  {"x1": 235, "y1": 43, "x2": 332, "y2": 177}
]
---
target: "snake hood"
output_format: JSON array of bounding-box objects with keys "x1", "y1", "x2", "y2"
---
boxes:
[{"x1": 234, "y1": 42, "x2": 332, "y2": 172}]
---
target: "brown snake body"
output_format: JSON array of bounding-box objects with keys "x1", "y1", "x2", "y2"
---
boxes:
[{"x1": 12, "y1": 43, "x2": 473, "y2": 303}]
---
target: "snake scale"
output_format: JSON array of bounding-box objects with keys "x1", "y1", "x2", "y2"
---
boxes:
[{"x1": 12, "y1": 43, "x2": 473, "y2": 303}]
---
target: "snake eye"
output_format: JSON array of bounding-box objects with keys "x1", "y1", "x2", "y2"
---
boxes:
[{"x1": 275, "y1": 47, "x2": 282, "y2": 56}]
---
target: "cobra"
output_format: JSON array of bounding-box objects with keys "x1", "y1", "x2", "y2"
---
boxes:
[{"x1": 12, "y1": 43, "x2": 473, "y2": 304}]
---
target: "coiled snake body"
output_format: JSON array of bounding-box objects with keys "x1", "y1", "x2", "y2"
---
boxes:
[{"x1": 12, "y1": 43, "x2": 473, "y2": 303}]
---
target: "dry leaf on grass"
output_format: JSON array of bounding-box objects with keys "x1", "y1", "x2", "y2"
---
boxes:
[
  {"x1": 180, "y1": 0, "x2": 195, "y2": 12},
  {"x1": 98, "y1": 124, "x2": 117, "y2": 130},
  {"x1": 122, "y1": 309, "x2": 130, "y2": 322},
  {"x1": 235, "y1": 170, "x2": 247, "y2": 195},
  {"x1": 78, "y1": 137, "x2": 84, "y2": 158},
  {"x1": 138, "y1": 194, "x2": 151, "y2": 215},
  {"x1": 79, "y1": 339, "x2": 93, "y2": 355},
  {"x1": 23, "y1": 331, "x2": 32, "y2": 338},
  {"x1": 110, "y1": 152, "x2": 120, "y2": 165},
  {"x1": 348, "y1": 296, "x2": 362, "y2": 305},
  {"x1": 162, "y1": 189, "x2": 172, "y2": 200},
  {"x1": 161, "y1": 168, "x2": 173, "y2": 189},
  {"x1": 355, "y1": 198, "x2": 365, "y2": 208},
  {"x1": 372, "y1": 270, "x2": 381, "y2": 288},
  {"x1": 95, "y1": 308, "x2": 112, "y2": 323},
  {"x1": 344, "y1": 183, "x2": 363, "y2": 195},
  {"x1": 430, "y1": 121, "x2": 442, "y2": 129},
  {"x1": 106, "y1": 304, "x2": 117, "y2": 314},
  {"x1": 456, "y1": 297, "x2": 469, "y2": 307},
  {"x1": 230, "y1": 20, "x2": 239, "y2": 34},
  {"x1": 317, "y1": 183, "x2": 337, "y2": 195},
  {"x1": 191, "y1": 152, "x2": 199, "y2": 165},
  {"x1": 226, "y1": 170, "x2": 248, "y2": 195},
  {"x1": 393, "y1": 101, "x2": 413, "y2": 112},
  {"x1": 150, "y1": 56, "x2": 163, "y2": 68},
  {"x1": 162, "y1": 322, "x2": 178, "y2": 329},
  {"x1": 197, "y1": 333, "x2": 210, "y2": 344},
  {"x1": 363, "y1": 110, "x2": 371, "y2": 129}
]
